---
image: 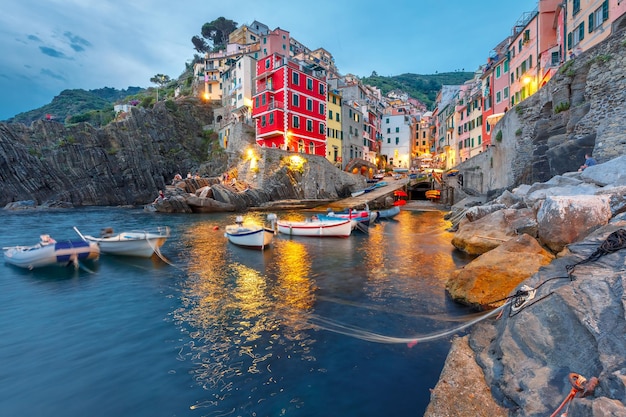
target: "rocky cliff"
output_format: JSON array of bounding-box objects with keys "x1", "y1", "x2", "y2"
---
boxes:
[{"x1": 0, "y1": 98, "x2": 364, "y2": 210}]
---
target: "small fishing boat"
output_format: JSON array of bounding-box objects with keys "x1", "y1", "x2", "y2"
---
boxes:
[
  {"x1": 323, "y1": 207, "x2": 379, "y2": 225},
  {"x1": 377, "y1": 205, "x2": 401, "y2": 219},
  {"x1": 277, "y1": 218, "x2": 353, "y2": 238},
  {"x1": 73, "y1": 226, "x2": 170, "y2": 258},
  {"x1": 3, "y1": 235, "x2": 100, "y2": 270},
  {"x1": 224, "y1": 214, "x2": 277, "y2": 250}
]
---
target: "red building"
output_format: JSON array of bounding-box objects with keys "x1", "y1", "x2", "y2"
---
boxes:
[{"x1": 252, "y1": 52, "x2": 327, "y2": 156}]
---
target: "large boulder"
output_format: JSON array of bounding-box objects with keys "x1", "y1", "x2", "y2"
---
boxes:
[
  {"x1": 452, "y1": 208, "x2": 537, "y2": 255},
  {"x1": 446, "y1": 234, "x2": 554, "y2": 309},
  {"x1": 537, "y1": 195, "x2": 612, "y2": 253},
  {"x1": 471, "y1": 224, "x2": 626, "y2": 417}
]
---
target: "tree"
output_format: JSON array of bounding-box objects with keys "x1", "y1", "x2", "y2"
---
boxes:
[
  {"x1": 200, "y1": 17, "x2": 238, "y2": 51},
  {"x1": 150, "y1": 74, "x2": 171, "y2": 101},
  {"x1": 191, "y1": 35, "x2": 209, "y2": 53}
]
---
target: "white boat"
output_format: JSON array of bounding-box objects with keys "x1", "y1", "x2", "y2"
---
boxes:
[
  {"x1": 323, "y1": 208, "x2": 379, "y2": 225},
  {"x1": 3, "y1": 235, "x2": 100, "y2": 270},
  {"x1": 277, "y1": 218, "x2": 353, "y2": 238},
  {"x1": 224, "y1": 214, "x2": 277, "y2": 250},
  {"x1": 74, "y1": 226, "x2": 170, "y2": 258}
]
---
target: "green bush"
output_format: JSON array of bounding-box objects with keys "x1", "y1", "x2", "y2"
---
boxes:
[
  {"x1": 554, "y1": 102, "x2": 571, "y2": 114},
  {"x1": 495, "y1": 131, "x2": 503, "y2": 142}
]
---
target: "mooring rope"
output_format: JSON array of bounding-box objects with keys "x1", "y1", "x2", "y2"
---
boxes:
[
  {"x1": 566, "y1": 228, "x2": 626, "y2": 276},
  {"x1": 307, "y1": 301, "x2": 510, "y2": 345}
]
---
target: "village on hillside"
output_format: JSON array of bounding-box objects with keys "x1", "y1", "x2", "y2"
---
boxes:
[{"x1": 144, "y1": 1, "x2": 625, "y2": 179}]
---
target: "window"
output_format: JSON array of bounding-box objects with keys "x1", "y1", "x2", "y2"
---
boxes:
[
  {"x1": 395, "y1": 137, "x2": 399, "y2": 145},
  {"x1": 261, "y1": 115, "x2": 266, "y2": 127},
  {"x1": 307, "y1": 78, "x2": 313, "y2": 90},
  {"x1": 589, "y1": 1, "x2": 609, "y2": 33},
  {"x1": 387, "y1": 128, "x2": 391, "y2": 134},
  {"x1": 319, "y1": 123, "x2": 325, "y2": 135},
  {"x1": 504, "y1": 60, "x2": 509, "y2": 73},
  {"x1": 306, "y1": 119, "x2": 313, "y2": 132},
  {"x1": 319, "y1": 102, "x2": 324, "y2": 115},
  {"x1": 336, "y1": 113, "x2": 340, "y2": 122},
  {"x1": 265, "y1": 58, "x2": 270, "y2": 68},
  {"x1": 573, "y1": 0, "x2": 580, "y2": 15},
  {"x1": 503, "y1": 87, "x2": 509, "y2": 99},
  {"x1": 255, "y1": 97, "x2": 259, "y2": 108},
  {"x1": 523, "y1": 30, "x2": 530, "y2": 43},
  {"x1": 319, "y1": 84, "x2": 325, "y2": 95},
  {"x1": 395, "y1": 127, "x2": 399, "y2": 133},
  {"x1": 293, "y1": 116, "x2": 300, "y2": 128},
  {"x1": 309, "y1": 142, "x2": 314, "y2": 154},
  {"x1": 306, "y1": 98, "x2": 313, "y2": 111},
  {"x1": 496, "y1": 65, "x2": 501, "y2": 78},
  {"x1": 293, "y1": 94, "x2": 299, "y2": 107},
  {"x1": 387, "y1": 138, "x2": 391, "y2": 144},
  {"x1": 329, "y1": 110, "x2": 333, "y2": 119},
  {"x1": 292, "y1": 72, "x2": 299, "y2": 85},
  {"x1": 261, "y1": 94, "x2": 266, "y2": 105}
]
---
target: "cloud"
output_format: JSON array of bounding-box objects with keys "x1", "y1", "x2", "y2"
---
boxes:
[
  {"x1": 27, "y1": 34, "x2": 42, "y2": 42},
  {"x1": 64, "y1": 31, "x2": 91, "y2": 53},
  {"x1": 39, "y1": 46, "x2": 72, "y2": 59},
  {"x1": 41, "y1": 68, "x2": 66, "y2": 81}
]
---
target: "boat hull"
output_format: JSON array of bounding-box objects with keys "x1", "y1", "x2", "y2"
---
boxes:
[
  {"x1": 277, "y1": 219, "x2": 352, "y2": 237},
  {"x1": 377, "y1": 205, "x2": 401, "y2": 219},
  {"x1": 225, "y1": 225, "x2": 274, "y2": 250},
  {"x1": 81, "y1": 228, "x2": 170, "y2": 258},
  {"x1": 3, "y1": 240, "x2": 100, "y2": 269}
]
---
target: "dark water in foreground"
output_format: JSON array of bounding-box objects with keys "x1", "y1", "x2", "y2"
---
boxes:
[{"x1": 0, "y1": 207, "x2": 474, "y2": 417}]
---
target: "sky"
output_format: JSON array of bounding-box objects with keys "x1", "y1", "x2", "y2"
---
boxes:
[{"x1": 0, "y1": 0, "x2": 538, "y2": 121}]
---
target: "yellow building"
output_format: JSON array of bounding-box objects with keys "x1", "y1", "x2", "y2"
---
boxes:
[{"x1": 326, "y1": 88, "x2": 343, "y2": 167}]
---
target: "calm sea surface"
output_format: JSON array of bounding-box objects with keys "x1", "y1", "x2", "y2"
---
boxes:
[{"x1": 0, "y1": 207, "x2": 474, "y2": 417}]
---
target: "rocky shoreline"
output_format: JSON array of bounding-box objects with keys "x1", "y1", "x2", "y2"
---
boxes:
[{"x1": 424, "y1": 156, "x2": 626, "y2": 416}]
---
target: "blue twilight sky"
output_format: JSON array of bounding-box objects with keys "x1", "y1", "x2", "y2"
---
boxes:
[{"x1": 0, "y1": 0, "x2": 538, "y2": 120}]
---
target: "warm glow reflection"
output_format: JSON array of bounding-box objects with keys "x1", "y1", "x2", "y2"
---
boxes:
[
  {"x1": 523, "y1": 76, "x2": 532, "y2": 85},
  {"x1": 174, "y1": 221, "x2": 316, "y2": 397}
]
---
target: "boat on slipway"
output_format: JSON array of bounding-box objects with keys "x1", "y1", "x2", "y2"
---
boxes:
[
  {"x1": 276, "y1": 218, "x2": 353, "y2": 238},
  {"x1": 3, "y1": 235, "x2": 100, "y2": 270},
  {"x1": 73, "y1": 226, "x2": 170, "y2": 258},
  {"x1": 224, "y1": 214, "x2": 277, "y2": 250}
]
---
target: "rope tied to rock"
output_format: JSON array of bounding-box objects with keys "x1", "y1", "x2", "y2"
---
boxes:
[
  {"x1": 566, "y1": 228, "x2": 626, "y2": 277},
  {"x1": 549, "y1": 372, "x2": 599, "y2": 417}
]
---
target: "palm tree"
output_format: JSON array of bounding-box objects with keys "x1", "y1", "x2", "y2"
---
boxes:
[{"x1": 150, "y1": 74, "x2": 171, "y2": 101}]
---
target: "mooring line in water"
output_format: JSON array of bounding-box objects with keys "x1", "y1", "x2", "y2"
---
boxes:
[
  {"x1": 307, "y1": 301, "x2": 509, "y2": 345},
  {"x1": 315, "y1": 295, "x2": 486, "y2": 322}
]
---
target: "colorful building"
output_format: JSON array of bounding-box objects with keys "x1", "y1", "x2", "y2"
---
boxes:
[
  {"x1": 565, "y1": 0, "x2": 626, "y2": 59},
  {"x1": 326, "y1": 88, "x2": 343, "y2": 167},
  {"x1": 252, "y1": 52, "x2": 327, "y2": 156}
]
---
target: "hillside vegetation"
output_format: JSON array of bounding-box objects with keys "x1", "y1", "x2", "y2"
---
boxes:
[
  {"x1": 7, "y1": 87, "x2": 144, "y2": 125},
  {"x1": 5, "y1": 71, "x2": 474, "y2": 126},
  {"x1": 360, "y1": 72, "x2": 475, "y2": 109}
]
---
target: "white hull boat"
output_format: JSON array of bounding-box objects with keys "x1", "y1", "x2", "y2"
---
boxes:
[
  {"x1": 277, "y1": 218, "x2": 352, "y2": 238},
  {"x1": 74, "y1": 226, "x2": 170, "y2": 258},
  {"x1": 3, "y1": 235, "x2": 100, "y2": 270},
  {"x1": 224, "y1": 214, "x2": 277, "y2": 250}
]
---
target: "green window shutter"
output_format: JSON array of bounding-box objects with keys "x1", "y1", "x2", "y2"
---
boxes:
[
  {"x1": 580, "y1": 22, "x2": 585, "y2": 41},
  {"x1": 589, "y1": 13, "x2": 594, "y2": 33},
  {"x1": 602, "y1": 0, "x2": 609, "y2": 21},
  {"x1": 567, "y1": 32, "x2": 573, "y2": 49}
]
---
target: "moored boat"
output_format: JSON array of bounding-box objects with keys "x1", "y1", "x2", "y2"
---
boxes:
[
  {"x1": 3, "y1": 235, "x2": 100, "y2": 270},
  {"x1": 377, "y1": 205, "x2": 401, "y2": 219},
  {"x1": 224, "y1": 214, "x2": 277, "y2": 250},
  {"x1": 276, "y1": 218, "x2": 353, "y2": 238},
  {"x1": 74, "y1": 226, "x2": 170, "y2": 258}
]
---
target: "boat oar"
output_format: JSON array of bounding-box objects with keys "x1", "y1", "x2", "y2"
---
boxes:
[{"x1": 73, "y1": 226, "x2": 88, "y2": 241}]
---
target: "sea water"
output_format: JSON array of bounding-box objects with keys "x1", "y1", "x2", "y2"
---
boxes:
[{"x1": 0, "y1": 207, "x2": 474, "y2": 417}]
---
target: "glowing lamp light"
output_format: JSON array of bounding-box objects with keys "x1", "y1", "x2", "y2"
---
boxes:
[{"x1": 523, "y1": 76, "x2": 532, "y2": 85}]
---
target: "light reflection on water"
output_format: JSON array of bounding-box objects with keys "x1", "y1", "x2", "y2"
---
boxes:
[{"x1": 172, "y1": 209, "x2": 472, "y2": 416}]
